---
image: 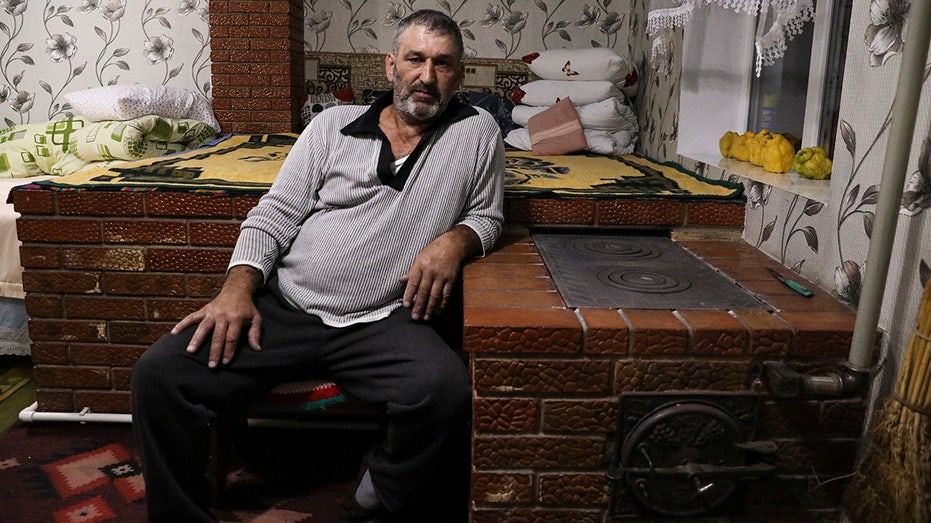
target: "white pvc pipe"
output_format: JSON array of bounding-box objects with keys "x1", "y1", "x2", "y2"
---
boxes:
[
  {"x1": 848, "y1": 1, "x2": 931, "y2": 369},
  {"x1": 17, "y1": 401, "x2": 378, "y2": 431},
  {"x1": 18, "y1": 402, "x2": 132, "y2": 424}
]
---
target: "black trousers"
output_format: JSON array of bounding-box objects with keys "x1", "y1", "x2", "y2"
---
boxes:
[{"x1": 130, "y1": 283, "x2": 471, "y2": 522}]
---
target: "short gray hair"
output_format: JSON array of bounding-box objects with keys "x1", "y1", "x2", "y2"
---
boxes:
[{"x1": 392, "y1": 9, "x2": 464, "y2": 59}]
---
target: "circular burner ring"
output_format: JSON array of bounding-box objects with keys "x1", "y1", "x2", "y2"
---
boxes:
[
  {"x1": 597, "y1": 269, "x2": 692, "y2": 294},
  {"x1": 572, "y1": 238, "x2": 663, "y2": 260}
]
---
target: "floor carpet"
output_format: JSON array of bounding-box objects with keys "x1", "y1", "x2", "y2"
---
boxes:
[
  {"x1": 0, "y1": 356, "x2": 31, "y2": 403},
  {"x1": 0, "y1": 356, "x2": 35, "y2": 435},
  {"x1": 0, "y1": 420, "x2": 378, "y2": 522}
]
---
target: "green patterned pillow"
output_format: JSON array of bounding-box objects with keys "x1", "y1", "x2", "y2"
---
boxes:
[
  {"x1": 0, "y1": 119, "x2": 84, "y2": 178},
  {"x1": 1, "y1": 116, "x2": 215, "y2": 178},
  {"x1": 66, "y1": 115, "x2": 216, "y2": 163}
]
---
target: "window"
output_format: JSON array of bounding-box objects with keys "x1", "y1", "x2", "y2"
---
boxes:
[{"x1": 677, "y1": 1, "x2": 851, "y2": 171}]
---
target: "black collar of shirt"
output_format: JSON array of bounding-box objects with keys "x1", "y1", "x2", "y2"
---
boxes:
[{"x1": 340, "y1": 91, "x2": 478, "y2": 190}]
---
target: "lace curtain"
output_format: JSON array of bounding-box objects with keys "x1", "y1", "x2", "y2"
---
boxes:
[{"x1": 647, "y1": 0, "x2": 815, "y2": 76}]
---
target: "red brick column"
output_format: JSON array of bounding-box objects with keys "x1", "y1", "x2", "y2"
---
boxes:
[{"x1": 209, "y1": 0, "x2": 304, "y2": 133}]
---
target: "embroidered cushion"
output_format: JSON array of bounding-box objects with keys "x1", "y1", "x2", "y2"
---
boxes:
[
  {"x1": 522, "y1": 48, "x2": 634, "y2": 83},
  {"x1": 259, "y1": 380, "x2": 348, "y2": 412},
  {"x1": 505, "y1": 127, "x2": 636, "y2": 156},
  {"x1": 512, "y1": 97, "x2": 638, "y2": 131},
  {"x1": 301, "y1": 88, "x2": 355, "y2": 127},
  {"x1": 527, "y1": 97, "x2": 587, "y2": 156}
]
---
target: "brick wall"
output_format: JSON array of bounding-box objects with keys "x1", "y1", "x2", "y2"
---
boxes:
[
  {"x1": 13, "y1": 188, "x2": 744, "y2": 415},
  {"x1": 13, "y1": 189, "x2": 260, "y2": 413},
  {"x1": 209, "y1": 0, "x2": 304, "y2": 134},
  {"x1": 15, "y1": 0, "x2": 307, "y2": 411}
]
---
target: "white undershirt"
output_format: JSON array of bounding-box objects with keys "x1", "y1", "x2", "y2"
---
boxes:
[{"x1": 391, "y1": 155, "x2": 409, "y2": 174}]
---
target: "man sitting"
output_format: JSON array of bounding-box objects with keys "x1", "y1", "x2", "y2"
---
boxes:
[{"x1": 130, "y1": 9, "x2": 504, "y2": 522}]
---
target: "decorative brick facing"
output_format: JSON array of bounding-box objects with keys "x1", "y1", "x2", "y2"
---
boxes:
[
  {"x1": 472, "y1": 398, "x2": 539, "y2": 433},
  {"x1": 473, "y1": 435, "x2": 605, "y2": 469},
  {"x1": 541, "y1": 399, "x2": 617, "y2": 433},
  {"x1": 538, "y1": 472, "x2": 611, "y2": 505},
  {"x1": 209, "y1": 0, "x2": 303, "y2": 133},
  {"x1": 471, "y1": 472, "x2": 534, "y2": 504},
  {"x1": 465, "y1": 228, "x2": 873, "y2": 520},
  {"x1": 15, "y1": 188, "x2": 249, "y2": 413}
]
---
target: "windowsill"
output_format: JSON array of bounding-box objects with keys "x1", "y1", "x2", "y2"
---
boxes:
[{"x1": 681, "y1": 150, "x2": 831, "y2": 204}]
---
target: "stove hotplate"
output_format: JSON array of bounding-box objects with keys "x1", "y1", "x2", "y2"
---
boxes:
[{"x1": 532, "y1": 233, "x2": 769, "y2": 310}]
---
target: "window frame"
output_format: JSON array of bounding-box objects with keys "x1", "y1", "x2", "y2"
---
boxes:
[{"x1": 675, "y1": 2, "x2": 848, "y2": 199}]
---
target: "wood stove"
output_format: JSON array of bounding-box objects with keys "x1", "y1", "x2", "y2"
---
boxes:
[{"x1": 464, "y1": 228, "x2": 867, "y2": 522}]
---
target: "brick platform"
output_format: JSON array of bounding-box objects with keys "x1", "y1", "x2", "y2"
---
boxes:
[
  {"x1": 463, "y1": 228, "x2": 873, "y2": 522},
  {"x1": 14, "y1": 179, "x2": 862, "y2": 519},
  {"x1": 13, "y1": 188, "x2": 261, "y2": 412},
  {"x1": 12, "y1": 183, "x2": 745, "y2": 415}
]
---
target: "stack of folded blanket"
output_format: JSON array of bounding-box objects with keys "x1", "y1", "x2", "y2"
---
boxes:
[{"x1": 504, "y1": 48, "x2": 640, "y2": 156}]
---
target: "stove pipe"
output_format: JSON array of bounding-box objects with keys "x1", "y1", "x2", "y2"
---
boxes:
[{"x1": 760, "y1": 361, "x2": 870, "y2": 399}]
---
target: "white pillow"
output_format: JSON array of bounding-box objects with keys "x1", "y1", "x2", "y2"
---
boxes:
[
  {"x1": 504, "y1": 127, "x2": 532, "y2": 151},
  {"x1": 584, "y1": 129, "x2": 637, "y2": 155},
  {"x1": 522, "y1": 48, "x2": 634, "y2": 83},
  {"x1": 65, "y1": 85, "x2": 221, "y2": 131},
  {"x1": 505, "y1": 126, "x2": 636, "y2": 156},
  {"x1": 511, "y1": 80, "x2": 622, "y2": 107},
  {"x1": 512, "y1": 98, "x2": 639, "y2": 131}
]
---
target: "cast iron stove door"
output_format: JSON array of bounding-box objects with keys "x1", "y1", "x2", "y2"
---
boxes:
[{"x1": 608, "y1": 392, "x2": 776, "y2": 517}]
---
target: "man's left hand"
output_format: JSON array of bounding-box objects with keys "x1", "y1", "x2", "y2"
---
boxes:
[{"x1": 400, "y1": 226, "x2": 479, "y2": 321}]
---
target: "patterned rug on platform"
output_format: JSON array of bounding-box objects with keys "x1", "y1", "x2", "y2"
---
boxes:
[
  {"x1": 33, "y1": 132, "x2": 744, "y2": 201},
  {"x1": 0, "y1": 421, "x2": 372, "y2": 522}
]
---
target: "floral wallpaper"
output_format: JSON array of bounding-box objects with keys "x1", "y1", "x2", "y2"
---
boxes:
[
  {"x1": 0, "y1": 0, "x2": 210, "y2": 127},
  {"x1": 302, "y1": 0, "x2": 633, "y2": 57},
  {"x1": 1, "y1": 0, "x2": 636, "y2": 125},
  {"x1": 637, "y1": 0, "x2": 931, "y2": 406}
]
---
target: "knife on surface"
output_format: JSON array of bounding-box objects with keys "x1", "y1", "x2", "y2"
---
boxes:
[{"x1": 765, "y1": 267, "x2": 814, "y2": 297}]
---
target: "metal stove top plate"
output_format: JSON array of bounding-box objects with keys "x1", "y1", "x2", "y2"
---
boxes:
[{"x1": 532, "y1": 233, "x2": 768, "y2": 310}]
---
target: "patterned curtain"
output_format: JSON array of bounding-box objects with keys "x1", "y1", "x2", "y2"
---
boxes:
[{"x1": 646, "y1": 0, "x2": 815, "y2": 75}]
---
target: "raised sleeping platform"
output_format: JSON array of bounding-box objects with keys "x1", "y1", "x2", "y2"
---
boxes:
[{"x1": 9, "y1": 130, "x2": 746, "y2": 413}]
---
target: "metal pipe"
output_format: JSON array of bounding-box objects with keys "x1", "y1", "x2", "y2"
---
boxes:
[
  {"x1": 760, "y1": 361, "x2": 870, "y2": 398},
  {"x1": 759, "y1": 2, "x2": 931, "y2": 400},
  {"x1": 847, "y1": 0, "x2": 931, "y2": 369}
]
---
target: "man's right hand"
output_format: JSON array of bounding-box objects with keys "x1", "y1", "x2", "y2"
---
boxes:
[{"x1": 171, "y1": 265, "x2": 264, "y2": 368}]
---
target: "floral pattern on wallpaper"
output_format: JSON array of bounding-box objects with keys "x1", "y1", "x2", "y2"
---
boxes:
[
  {"x1": 2, "y1": 0, "x2": 639, "y2": 125},
  {"x1": 0, "y1": 0, "x2": 210, "y2": 127},
  {"x1": 830, "y1": 0, "x2": 930, "y2": 305},
  {"x1": 623, "y1": 0, "x2": 674, "y2": 162},
  {"x1": 863, "y1": 0, "x2": 909, "y2": 66},
  {"x1": 302, "y1": 0, "x2": 631, "y2": 57},
  {"x1": 736, "y1": 178, "x2": 825, "y2": 275},
  {"x1": 638, "y1": 0, "x2": 931, "y2": 307}
]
